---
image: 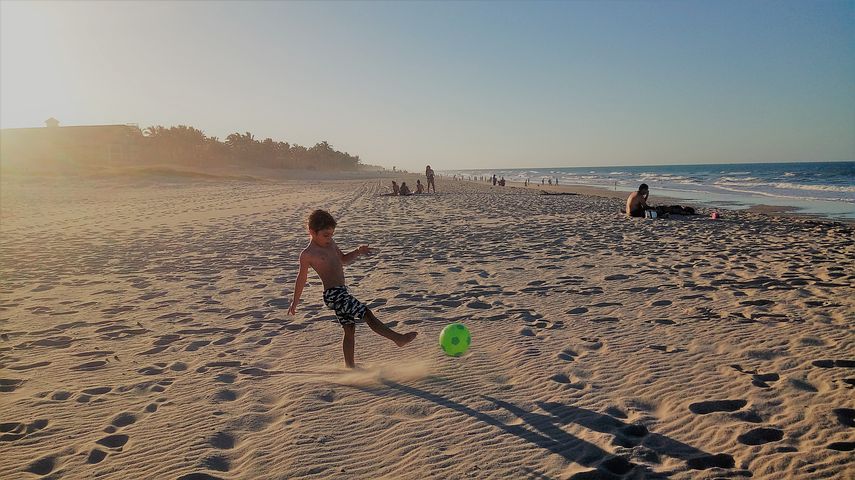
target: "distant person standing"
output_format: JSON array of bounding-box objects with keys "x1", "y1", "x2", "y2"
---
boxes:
[
  {"x1": 492, "y1": 174, "x2": 497, "y2": 186},
  {"x1": 425, "y1": 165, "x2": 436, "y2": 193}
]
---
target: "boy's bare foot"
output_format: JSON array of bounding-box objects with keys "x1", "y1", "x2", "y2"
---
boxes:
[{"x1": 396, "y1": 331, "x2": 418, "y2": 347}]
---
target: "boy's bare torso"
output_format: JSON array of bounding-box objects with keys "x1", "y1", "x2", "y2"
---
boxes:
[
  {"x1": 302, "y1": 240, "x2": 346, "y2": 290},
  {"x1": 626, "y1": 191, "x2": 647, "y2": 212}
]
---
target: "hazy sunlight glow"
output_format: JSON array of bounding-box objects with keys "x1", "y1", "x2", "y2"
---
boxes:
[{"x1": 2, "y1": 0, "x2": 853, "y2": 170}]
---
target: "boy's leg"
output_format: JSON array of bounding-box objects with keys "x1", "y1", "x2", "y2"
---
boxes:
[
  {"x1": 342, "y1": 324, "x2": 356, "y2": 368},
  {"x1": 364, "y1": 309, "x2": 417, "y2": 347}
]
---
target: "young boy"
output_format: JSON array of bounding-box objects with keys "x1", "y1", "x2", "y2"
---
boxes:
[{"x1": 288, "y1": 209, "x2": 417, "y2": 368}]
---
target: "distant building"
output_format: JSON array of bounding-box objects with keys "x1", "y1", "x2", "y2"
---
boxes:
[{"x1": 0, "y1": 119, "x2": 143, "y2": 167}]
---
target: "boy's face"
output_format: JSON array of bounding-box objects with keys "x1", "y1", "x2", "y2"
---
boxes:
[{"x1": 309, "y1": 227, "x2": 335, "y2": 247}]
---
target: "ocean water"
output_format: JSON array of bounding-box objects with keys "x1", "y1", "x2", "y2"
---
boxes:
[{"x1": 445, "y1": 161, "x2": 855, "y2": 219}]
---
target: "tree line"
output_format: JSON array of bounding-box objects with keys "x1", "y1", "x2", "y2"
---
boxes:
[{"x1": 141, "y1": 125, "x2": 361, "y2": 170}]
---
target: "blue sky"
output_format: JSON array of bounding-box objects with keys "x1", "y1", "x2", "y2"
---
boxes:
[{"x1": 1, "y1": 0, "x2": 853, "y2": 170}]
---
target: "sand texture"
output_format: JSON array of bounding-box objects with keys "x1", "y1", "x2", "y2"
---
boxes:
[{"x1": 1, "y1": 176, "x2": 853, "y2": 479}]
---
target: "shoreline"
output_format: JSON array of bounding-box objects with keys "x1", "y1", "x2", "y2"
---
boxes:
[
  {"x1": 432, "y1": 175, "x2": 855, "y2": 225},
  {"x1": 4, "y1": 166, "x2": 851, "y2": 225}
]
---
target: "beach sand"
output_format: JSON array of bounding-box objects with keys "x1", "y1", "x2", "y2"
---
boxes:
[{"x1": 1, "y1": 174, "x2": 853, "y2": 479}]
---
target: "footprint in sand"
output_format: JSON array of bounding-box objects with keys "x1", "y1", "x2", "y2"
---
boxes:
[
  {"x1": 567, "y1": 307, "x2": 588, "y2": 315},
  {"x1": 548, "y1": 373, "x2": 586, "y2": 390},
  {"x1": 25, "y1": 455, "x2": 57, "y2": 475},
  {"x1": 687, "y1": 454, "x2": 735, "y2": 470},
  {"x1": 50, "y1": 391, "x2": 72, "y2": 400},
  {"x1": 71, "y1": 385, "x2": 108, "y2": 403},
  {"x1": 0, "y1": 378, "x2": 26, "y2": 393},
  {"x1": 648, "y1": 345, "x2": 685, "y2": 354},
  {"x1": 557, "y1": 348, "x2": 580, "y2": 362},
  {"x1": 138, "y1": 365, "x2": 166, "y2": 376},
  {"x1": 591, "y1": 317, "x2": 619, "y2": 323},
  {"x1": 591, "y1": 302, "x2": 622, "y2": 308},
  {"x1": 0, "y1": 419, "x2": 49, "y2": 442},
  {"x1": 199, "y1": 454, "x2": 231, "y2": 473},
  {"x1": 787, "y1": 377, "x2": 819, "y2": 393},
  {"x1": 70, "y1": 360, "x2": 108, "y2": 371},
  {"x1": 605, "y1": 274, "x2": 631, "y2": 281},
  {"x1": 600, "y1": 457, "x2": 636, "y2": 476},
  {"x1": 110, "y1": 412, "x2": 137, "y2": 428},
  {"x1": 833, "y1": 408, "x2": 855, "y2": 427},
  {"x1": 812, "y1": 359, "x2": 855, "y2": 368},
  {"x1": 581, "y1": 337, "x2": 604, "y2": 350},
  {"x1": 689, "y1": 399, "x2": 747, "y2": 414},
  {"x1": 740, "y1": 299, "x2": 774, "y2": 306},
  {"x1": 827, "y1": 441, "x2": 855, "y2": 452},
  {"x1": 518, "y1": 327, "x2": 536, "y2": 337},
  {"x1": 8, "y1": 361, "x2": 52, "y2": 371},
  {"x1": 214, "y1": 373, "x2": 237, "y2": 384},
  {"x1": 213, "y1": 389, "x2": 240, "y2": 403},
  {"x1": 466, "y1": 300, "x2": 491, "y2": 309},
  {"x1": 737, "y1": 427, "x2": 784, "y2": 446},
  {"x1": 186, "y1": 340, "x2": 211, "y2": 351},
  {"x1": 751, "y1": 373, "x2": 780, "y2": 388},
  {"x1": 210, "y1": 431, "x2": 237, "y2": 450},
  {"x1": 650, "y1": 300, "x2": 672, "y2": 307},
  {"x1": 96, "y1": 433, "x2": 129, "y2": 450}
]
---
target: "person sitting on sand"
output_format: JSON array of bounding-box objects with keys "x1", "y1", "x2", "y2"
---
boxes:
[
  {"x1": 289, "y1": 210, "x2": 417, "y2": 368},
  {"x1": 399, "y1": 182, "x2": 412, "y2": 196},
  {"x1": 626, "y1": 183, "x2": 651, "y2": 218},
  {"x1": 391, "y1": 181, "x2": 400, "y2": 196},
  {"x1": 415, "y1": 179, "x2": 424, "y2": 194}
]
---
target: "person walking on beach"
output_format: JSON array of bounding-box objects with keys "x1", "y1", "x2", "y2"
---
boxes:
[
  {"x1": 626, "y1": 183, "x2": 651, "y2": 218},
  {"x1": 425, "y1": 165, "x2": 436, "y2": 193},
  {"x1": 288, "y1": 210, "x2": 418, "y2": 368}
]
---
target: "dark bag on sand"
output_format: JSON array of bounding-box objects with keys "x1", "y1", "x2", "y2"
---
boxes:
[{"x1": 655, "y1": 205, "x2": 696, "y2": 215}]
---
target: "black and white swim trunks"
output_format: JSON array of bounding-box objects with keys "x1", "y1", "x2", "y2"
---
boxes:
[{"x1": 323, "y1": 286, "x2": 367, "y2": 326}]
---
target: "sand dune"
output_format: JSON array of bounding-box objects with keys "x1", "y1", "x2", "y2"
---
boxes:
[{"x1": 1, "y1": 176, "x2": 853, "y2": 479}]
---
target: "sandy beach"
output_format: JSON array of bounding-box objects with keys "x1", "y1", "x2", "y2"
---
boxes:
[{"x1": 1, "y1": 174, "x2": 853, "y2": 479}]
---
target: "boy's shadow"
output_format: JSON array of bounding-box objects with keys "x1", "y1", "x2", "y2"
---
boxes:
[
  {"x1": 355, "y1": 380, "x2": 737, "y2": 479},
  {"x1": 516, "y1": 400, "x2": 737, "y2": 472}
]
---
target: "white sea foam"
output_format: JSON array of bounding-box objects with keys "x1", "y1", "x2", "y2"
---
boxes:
[
  {"x1": 714, "y1": 179, "x2": 855, "y2": 194},
  {"x1": 770, "y1": 182, "x2": 855, "y2": 193}
]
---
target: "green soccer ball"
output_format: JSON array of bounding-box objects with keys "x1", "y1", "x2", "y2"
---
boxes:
[{"x1": 439, "y1": 323, "x2": 471, "y2": 357}]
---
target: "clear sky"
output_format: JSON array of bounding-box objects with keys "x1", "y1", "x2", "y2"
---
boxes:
[{"x1": 1, "y1": 0, "x2": 853, "y2": 170}]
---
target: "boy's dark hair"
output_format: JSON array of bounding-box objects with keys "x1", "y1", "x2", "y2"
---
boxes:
[
  {"x1": 639, "y1": 183, "x2": 649, "y2": 192},
  {"x1": 308, "y1": 209, "x2": 336, "y2": 232}
]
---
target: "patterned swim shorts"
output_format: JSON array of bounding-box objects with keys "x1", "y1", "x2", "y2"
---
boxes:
[{"x1": 323, "y1": 286, "x2": 368, "y2": 326}]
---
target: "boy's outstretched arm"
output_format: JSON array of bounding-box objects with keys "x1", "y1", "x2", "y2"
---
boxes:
[
  {"x1": 339, "y1": 245, "x2": 373, "y2": 265},
  {"x1": 288, "y1": 252, "x2": 310, "y2": 315}
]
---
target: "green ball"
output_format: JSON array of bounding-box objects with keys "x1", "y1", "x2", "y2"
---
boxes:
[{"x1": 439, "y1": 323, "x2": 471, "y2": 357}]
